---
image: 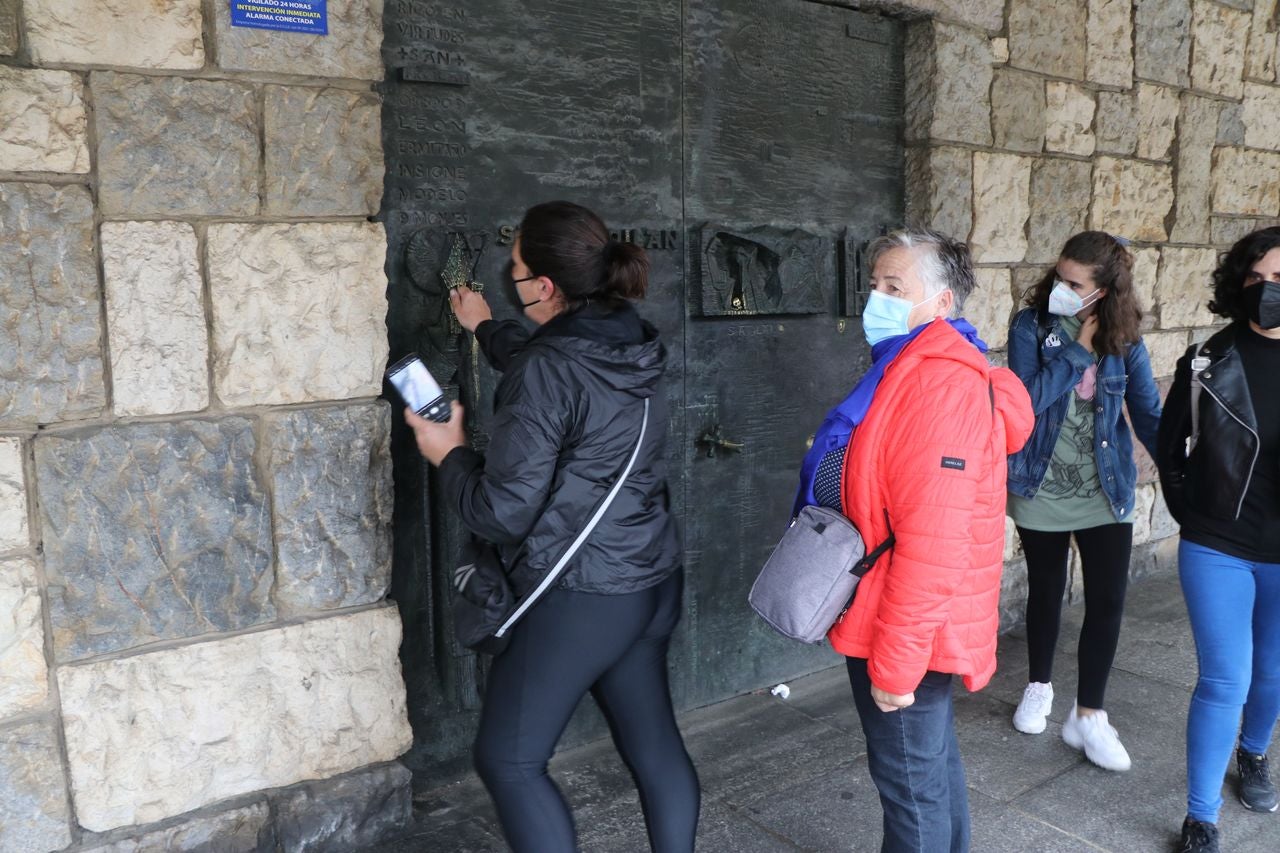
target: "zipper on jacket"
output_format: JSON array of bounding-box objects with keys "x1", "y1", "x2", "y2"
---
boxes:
[{"x1": 1199, "y1": 381, "x2": 1260, "y2": 520}]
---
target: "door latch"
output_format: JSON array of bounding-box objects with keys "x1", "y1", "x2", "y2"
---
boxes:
[{"x1": 696, "y1": 424, "x2": 744, "y2": 458}]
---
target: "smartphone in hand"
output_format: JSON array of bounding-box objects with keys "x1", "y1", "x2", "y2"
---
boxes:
[{"x1": 386, "y1": 355, "x2": 451, "y2": 423}]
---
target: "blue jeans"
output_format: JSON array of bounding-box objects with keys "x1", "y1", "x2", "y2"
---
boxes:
[
  {"x1": 1180, "y1": 540, "x2": 1280, "y2": 823},
  {"x1": 847, "y1": 658, "x2": 970, "y2": 853}
]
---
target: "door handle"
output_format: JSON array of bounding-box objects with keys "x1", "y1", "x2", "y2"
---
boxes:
[{"x1": 696, "y1": 424, "x2": 744, "y2": 458}]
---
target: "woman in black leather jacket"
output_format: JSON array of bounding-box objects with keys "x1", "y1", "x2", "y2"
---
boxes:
[
  {"x1": 406, "y1": 201, "x2": 699, "y2": 852},
  {"x1": 1157, "y1": 226, "x2": 1280, "y2": 853}
]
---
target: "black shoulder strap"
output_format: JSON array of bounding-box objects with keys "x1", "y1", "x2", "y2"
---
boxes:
[{"x1": 853, "y1": 508, "x2": 895, "y2": 576}]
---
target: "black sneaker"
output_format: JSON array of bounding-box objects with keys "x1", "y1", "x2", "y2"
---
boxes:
[
  {"x1": 1176, "y1": 816, "x2": 1219, "y2": 853},
  {"x1": 1237, "y1": 747, "x2": 1280, "y2": 812}
]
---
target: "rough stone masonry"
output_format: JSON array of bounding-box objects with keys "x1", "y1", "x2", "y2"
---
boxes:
[
  {"x1": 3, "y1": 0, "x2": 1279, "y2": 849},
  {"x1": 1, "y1": 1, "x2": 411, "y2": 851}
]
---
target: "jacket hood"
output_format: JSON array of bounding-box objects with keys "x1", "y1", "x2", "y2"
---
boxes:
[
  {"x1": 899, "y1": 319, "x2": 1034, "y2": 454},
  {"x1": 532, "y1": 302, "x2": 667, "y2": 396}
]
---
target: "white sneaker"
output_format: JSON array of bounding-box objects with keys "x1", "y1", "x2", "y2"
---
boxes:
[
  {"x1": 1062, "y1": 704, "x2": 1131, "y2": 771},
  {"x1": 1013, "y1": 682, "x2": 1054, "y2": 734}
]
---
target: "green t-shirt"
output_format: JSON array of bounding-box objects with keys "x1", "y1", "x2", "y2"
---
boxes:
[{"x1": 1007, "y1": 314, "x2": 1129, "y2": 531}]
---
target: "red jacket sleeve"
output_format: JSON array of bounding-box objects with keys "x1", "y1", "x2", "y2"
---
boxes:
[{"x1": 867, "y1": 370, "x2": 990, "y2": 696}]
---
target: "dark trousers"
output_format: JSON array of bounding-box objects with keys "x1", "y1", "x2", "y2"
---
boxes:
[
  {"x1": 1017, "y1": 523, "x2": 1132, "y2": 709},
  {"x1": 473, "y1": 570, "x2": 699, "y2": 853},
  {"x1": 847, "y1": 658, "x2": 970, "y2": 853}
]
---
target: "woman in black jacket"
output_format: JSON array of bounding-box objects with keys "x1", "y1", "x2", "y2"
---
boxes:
[
  {"x1": 406, "y1": 201, "x2": 699, "y2": 852},
  {"x1": 1157, "y1": 226, "x2": 1280, "y2": 853}
]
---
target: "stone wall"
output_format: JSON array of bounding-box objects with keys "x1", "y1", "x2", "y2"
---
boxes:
[
  {"x1": 0, "y1": 1, "x2": 412, "y2": 851},
  {"x1": 883, "y1": 0, "x2": 1274, "y2": 615}
]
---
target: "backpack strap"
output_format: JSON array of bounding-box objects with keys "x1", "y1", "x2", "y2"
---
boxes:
[{"x1": 1188, "y1": 343, "x2": 1211, "y2": 456}]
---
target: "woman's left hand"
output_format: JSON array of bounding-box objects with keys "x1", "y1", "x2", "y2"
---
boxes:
[{"x1": 405, "y1": 401, "x2": 466, "y2": 466}]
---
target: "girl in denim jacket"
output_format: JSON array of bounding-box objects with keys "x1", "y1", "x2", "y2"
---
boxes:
[{"x1": 1005, "y1": 232, "x2": 1162, "y2": 771}]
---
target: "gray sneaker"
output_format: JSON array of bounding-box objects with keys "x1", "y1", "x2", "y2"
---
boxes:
[{"x1": 1237, "y1": 747, "x2": 1279, "y2": 812}]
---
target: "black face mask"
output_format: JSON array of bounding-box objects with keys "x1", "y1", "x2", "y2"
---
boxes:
[{"x1": 1243, "y1": 280, "x2": 1280, "y2": 329}]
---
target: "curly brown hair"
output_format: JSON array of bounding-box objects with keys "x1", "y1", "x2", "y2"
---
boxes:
[
  {"x1": 1023, "y1": 231, "x2": 1143, "y2": 357},
  {"x1": 1209, "y1": 226, "x2": 1280, "y2": 323}
]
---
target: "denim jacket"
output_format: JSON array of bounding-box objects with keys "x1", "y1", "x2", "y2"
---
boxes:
[{"x1": 1005, "y1": 307, "x2": 1163, "y2": 521}]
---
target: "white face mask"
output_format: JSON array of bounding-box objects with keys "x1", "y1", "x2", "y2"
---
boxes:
[{"x1": 1047, "y1": 278, "x2": 1103, "y2": 317}]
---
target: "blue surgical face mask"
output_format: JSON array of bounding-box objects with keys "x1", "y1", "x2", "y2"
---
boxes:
[
  {"x1": 862, "y1": 289, "x2": 945, "y2": 346},
  {"x1": 1048, "y1": 278, "x2": 1103, "y2": 317}
]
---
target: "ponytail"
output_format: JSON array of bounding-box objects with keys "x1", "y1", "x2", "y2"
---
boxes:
[
  {"x1": 602, "y1": 239, "x2": 649, "y2": 301},
  {"x1": 517, "y1": 201, "x2": 648, "y2": 307}
]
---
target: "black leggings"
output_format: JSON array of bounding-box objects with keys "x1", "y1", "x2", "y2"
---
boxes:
[
  {"x1": 1018, "y1": 524, "x2": 1133, "y2": 710},
  {"x1": 472, "y1": 570, "x2": 699, "y2": 852}
]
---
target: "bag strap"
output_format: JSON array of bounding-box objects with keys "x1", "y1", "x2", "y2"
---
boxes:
[
  {"x1": 852, "y1": 508, "x2": 894, "y2": 577},
  {"x1": 1189, "y1": 344, "x2": 1211, "y2": 456},
  {"x1": 494, "y1": 397, "x2": 651, "y2": 637}
]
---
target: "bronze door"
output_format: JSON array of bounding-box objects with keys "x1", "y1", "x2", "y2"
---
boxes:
[{"x1": 380, "y1": 0, "x2": 903, "y2": 774}]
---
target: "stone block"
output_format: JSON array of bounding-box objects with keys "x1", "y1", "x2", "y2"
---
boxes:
[
  {"x1": 273, "y1": 763, "x2": 413, "y2": 853},
  {"x1": 1027, "y1": 158, "x2": 1092, "y2": 264},
  {"x1": 1003, "y1": 515, "x2": 1022, "y2": 562},
  {"x1": 990, "y1": 68, "x2": 1044, "y2": 154},
  {"x1": 0, "y1": 437, "x2": 26, "y2": 552},
  {"x1": 1009, "y1": 0, "x2": 1085, "y2": 79},
  {"x1": 968, "y1": 268, "x2": 1014, "y2": 350},
  {"x1": 208, "y1": 222, "x2": 389, "y2": 407},
  {"x1": 265, "y1": 86, "x2": 384, "y2": 216},
  {"x1": 1218, "y1": 101, "x2": 1246, "y2": 145},
  {"x1": 1212, "y1": 146, "x2": 1280, "y2": 215},
  {"x1": 24, "y1": 0, "x2": 203, "y2": 69},
  {"x1": 904, "y1": 145, "x2": 972, "y2": 237},
  {"x1": 266, "y1": 403, "x2": 393, "y2": 616},
  {"x1": 58, "y1": 606, "x2": 413, "y2": 832},
  {"x1": 0, "y1": 719, "x2": 72, "y2": 852},
  {"x1": 1241, "y1": 82, "x2": 1280, "y2": 149},
  {"x1": 991, "y1": 37, "x2": 1009, "y2": 64},
  {"x1": 905, "y1": 21, "x2": 993, "y2": 146},
  {"x1": 1012, "y1": 267, "x2": 1043, "y2": 308},
  {"x1": 1191, "y1": 0, "x2": 1250, "y2": 98},
  {"x1": 1151, "y1": 483, "x2": 1179, "y2": 540},
  {"x1": 213, "y1": 0, "x2": 382, "y2": 80},
  {"x1": 999, "y1": 558, "x2": 1029, "y2": 634},
  {"x1": 93, "y1": 72, "x2": 259, "y2": 217},
  {"x1": 1131, "y1": 484, "x2": 1155, "y2": 545},
  {"x1": 0, "y1": 0, "x2": 16, "y2": 55},
  {"x1": 1157, "y1": 246, "x2": 1220, "y2": 328},
  {"x1": 970, "y1": 152, "x2": 1032, "y2": 264},
  {"x1": 1087, "y1": 0, "x2": 1134, "y2": 87},
  {"x1": 0, "y1": 557, "x2": 46, "y2": 720},
  {"x1": 0, "y1": 67, "x2": 90, "y2": 173},
  {"x1": 1095, "y1": 91, "x2": 1137, "y2": 156},
  {"x1": 1247, "y1": 0, "x2": 1278, "y2": 82},
  {"x1": 1135, "y1": 0, "x2": 1192, "y2": 87},
  {"x1": 101, "y1": 222, "x2": 209, "y2": 417},
  {"x1": 1212, "y1": 215, "x2": 1280, "y2": 246},
  {"x1": 1143, "y1": 330, "x2": 1190, "y2": 380},
  {"x1": 1133, "y1": 246, "x2": 1161, "y2": 314},
  {"x1": 80, "y1": 803, "x2": 274, "y2": 853},
  {"x1": 0, "y1": 182, "x2": 105, "y2": 426},
  {"x1": 1171, "y1": 94, "x2": 1220, "y2": 244},
  {"x1": 1045, "y1": 82, "x2": 1095, "y2": 157},
  {"x1": 1090, "y1": 157, "x2": 1175, "y2": 242},
  {"x1": 1134, "y1": 84, "x2": 1180, "y2": 161},
  {"x1": 36, "y1": 419, "x2": 275, "y2": 662},
  {"x1": 900, "y1": 0, "x2": 1004, "y2": 31}
]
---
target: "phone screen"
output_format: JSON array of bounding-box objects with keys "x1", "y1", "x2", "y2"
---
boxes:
[{"x1": 386, "y1": 356, "x2": 449, "y2": 421}]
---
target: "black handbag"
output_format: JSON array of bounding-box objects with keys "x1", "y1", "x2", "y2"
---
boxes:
[{"x1": 451, "y1": 398, "x2": 651, "y2": 655}]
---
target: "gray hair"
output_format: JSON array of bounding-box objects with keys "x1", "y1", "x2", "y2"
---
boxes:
[{"x1": 866, "y1": 228, "x2": 975, "y2": 318}]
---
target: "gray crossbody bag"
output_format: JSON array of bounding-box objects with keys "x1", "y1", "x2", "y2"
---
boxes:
[{"x1": 748, "y1": 505, "x2": 894, "y2": 644}]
